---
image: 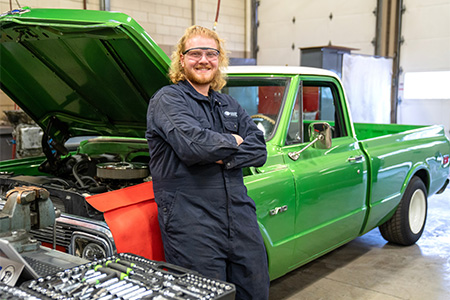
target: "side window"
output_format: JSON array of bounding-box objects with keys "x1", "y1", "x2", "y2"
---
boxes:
[
  {"x1": 286, "y1": 82, "x2": 344, "y2": 145},
  {"x1": 222, "y1": 77, "x2": 290, "y2": 141}
]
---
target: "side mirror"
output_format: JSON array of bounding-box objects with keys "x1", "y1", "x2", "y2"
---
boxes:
[
  {"x1": 288, "y1": 122, "x2": 332, "y2": 161},
  {"x1": 309, "y1": 122, "x2": 332, "y2": 149}
]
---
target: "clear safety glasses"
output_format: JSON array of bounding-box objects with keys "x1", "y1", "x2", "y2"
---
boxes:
[{"x1": 182, "y1": 47, "x2": 220, "y2": 61}]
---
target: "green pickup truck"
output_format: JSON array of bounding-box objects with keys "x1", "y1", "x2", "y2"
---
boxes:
[{"x1": 0, "y1": 8, "x2": 449, "y2": 281}]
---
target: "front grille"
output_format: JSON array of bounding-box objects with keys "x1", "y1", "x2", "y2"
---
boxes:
[
  {"x1": 30, "y1": 222, "x2": 74, "y2": 250},
  {"x1": 29, "y1": 215, "x2": 116, "y2": 257}
]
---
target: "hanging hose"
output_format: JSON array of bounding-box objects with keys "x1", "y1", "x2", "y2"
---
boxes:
[
  {"x1": 73, "y1": 160, "x2": 89, "y2": 189},
  {"x1": 213, "y1": 0, "x2": 221, "y2": 31},
  {"x1": 9, "y1": 0, "x2": 21, "y2": 10},
  {"x1": 73, "y1": 159, "x2": 99, "y2": 189}
]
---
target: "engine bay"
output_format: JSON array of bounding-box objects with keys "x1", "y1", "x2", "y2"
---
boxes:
[{"x1": 0, "y1": 137, "x2": 151, "y2": 220}]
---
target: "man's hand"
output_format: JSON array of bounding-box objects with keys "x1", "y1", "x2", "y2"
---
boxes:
[{"x1": 232, "y1": 134, "x2": 244, "y2": 146}]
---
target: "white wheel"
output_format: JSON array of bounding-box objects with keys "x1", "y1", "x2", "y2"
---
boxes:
[
  {"x1": 409, "y1": 189, "x2": 426, "y2": 234},
  {"x1": 379, "y1": 176, "x2": 428, "y2": 246}
]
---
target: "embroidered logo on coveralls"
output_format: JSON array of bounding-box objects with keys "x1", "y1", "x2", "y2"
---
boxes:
[{"x1": 224, "y1": 111, "x2": 238, "y2": 117}]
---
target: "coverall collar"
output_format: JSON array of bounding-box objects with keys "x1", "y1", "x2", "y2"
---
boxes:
[{"x1": 179, "y1": 80, "x2": 221, "y2": 105}]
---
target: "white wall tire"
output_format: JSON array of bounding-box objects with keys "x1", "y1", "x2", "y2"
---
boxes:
[{"x1": 379, "y1": 176, "x2": 428, "y2": 246}]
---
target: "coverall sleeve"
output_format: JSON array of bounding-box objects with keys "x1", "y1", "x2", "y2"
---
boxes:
[
  {"x1": 150, "y1": 91, "x2": 239, "y2": 166},
  {"x1": 222, "y1": 103, "x2": 267, "y2": 169}
]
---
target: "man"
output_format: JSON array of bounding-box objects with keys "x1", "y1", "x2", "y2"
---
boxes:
[{"x1": 146, "y1": 25, "x2": 269, "y2": 299}]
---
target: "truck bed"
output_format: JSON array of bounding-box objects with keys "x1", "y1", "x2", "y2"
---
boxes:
[
  {"x1": 354, "y1": 122, "x2": 427, "y2": 140},
  {"x1": 354, "y1": 122, "x2": 450, "y2": 233}
]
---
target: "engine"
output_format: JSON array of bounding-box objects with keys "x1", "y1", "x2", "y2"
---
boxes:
[
  {"x1": 0, "y1": 152, "x2": 150, "y2": 218},
  {"x1": 0, "y1": 138, "x2": 151, "y2": 260}
]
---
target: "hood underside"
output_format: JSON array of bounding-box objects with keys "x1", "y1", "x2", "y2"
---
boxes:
[{"x1": 0, "y1": 8, "x2": 171, "y2": 144}]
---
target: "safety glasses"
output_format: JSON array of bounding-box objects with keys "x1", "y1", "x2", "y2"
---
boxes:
[{"x1": 182, "y1": 47, "x2": 220, "y2": 61}]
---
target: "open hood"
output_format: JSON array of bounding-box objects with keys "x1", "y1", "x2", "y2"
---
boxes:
[{"x1": 0, "y1": 8, "x2": 171, "y2": 145}]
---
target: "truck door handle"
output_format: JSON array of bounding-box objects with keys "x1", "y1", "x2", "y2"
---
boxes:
[{"x1": 348, "y1": 155, "x2": 364, "y2": 163}]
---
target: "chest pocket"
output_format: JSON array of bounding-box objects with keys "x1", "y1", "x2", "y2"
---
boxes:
[
  {"x1": 221, "y1": 107, "x2": 239, "y2": 133},
  {"x1": 223, "y1": 119, "x2": 237, "y2": 133},
  {"x1": 223, "y1": 116, "x2": 238, "y2": 133}
]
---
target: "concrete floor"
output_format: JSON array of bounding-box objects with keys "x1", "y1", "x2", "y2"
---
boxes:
[{"x1": 269, "y1": 185, "x2": 450, "y2": 300}]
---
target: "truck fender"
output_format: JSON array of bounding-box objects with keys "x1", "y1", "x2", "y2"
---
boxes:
[{"x1": 400, "y1": 163, "x2": 430, "y2": 196}]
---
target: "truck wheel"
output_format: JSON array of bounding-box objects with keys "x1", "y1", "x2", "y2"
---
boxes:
[{"x1": 379, "y1": 176, "x2": 427, "y2": 246}]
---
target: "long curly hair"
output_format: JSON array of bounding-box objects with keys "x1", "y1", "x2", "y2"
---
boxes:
[{"x1": 169, "y1": 25, "x2": 229, "y2": 91}]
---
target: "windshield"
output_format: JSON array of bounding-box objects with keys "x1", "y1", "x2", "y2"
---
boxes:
[{"x1": 221, "y1": 77, "x2": 290, "y2": 140}]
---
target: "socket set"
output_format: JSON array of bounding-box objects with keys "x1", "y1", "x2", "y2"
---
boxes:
[
  {"x1": 20, "y1": 252, "x2": 235, "y2": 300},
  {"x1": 0, "y1": 283, "x2": 41, "y2": 299}
]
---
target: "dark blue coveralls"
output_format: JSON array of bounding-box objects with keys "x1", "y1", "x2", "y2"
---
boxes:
[{"x1": 146, "y1": 80, "x2": 270, "y2": 299}]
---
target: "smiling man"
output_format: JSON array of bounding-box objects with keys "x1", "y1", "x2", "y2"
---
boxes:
[{"x1": 146, "y1": 26, "x2": 269, "y2": 299}]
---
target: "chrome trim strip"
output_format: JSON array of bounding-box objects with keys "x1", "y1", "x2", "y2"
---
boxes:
[{"x1": 70, "y1": 231, "x2": 114, "y2": 257}]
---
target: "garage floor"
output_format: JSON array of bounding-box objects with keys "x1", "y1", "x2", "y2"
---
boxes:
[{"x1": 269, "y1": 185, "x2": 450, "y2": 300}]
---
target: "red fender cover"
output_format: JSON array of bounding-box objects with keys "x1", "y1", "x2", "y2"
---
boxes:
[{"x1": 85, "y1": 181, "x2": 165, "y2": 261}]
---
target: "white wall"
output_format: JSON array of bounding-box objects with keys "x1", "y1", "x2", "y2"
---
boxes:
[
  {"x1": 108, "y1": 0, "x2": 247, "y2": 57},
  {"x1": 257, "y1": 0, "x2": 377, "y2": 66},
  {"x1": 398, "y1": 0, "x2": 450, "y2": 139}
]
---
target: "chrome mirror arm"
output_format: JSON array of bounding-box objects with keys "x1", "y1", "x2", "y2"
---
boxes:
[{"x1": 288, "y1": 134, "x2": 324, "y2": 161}]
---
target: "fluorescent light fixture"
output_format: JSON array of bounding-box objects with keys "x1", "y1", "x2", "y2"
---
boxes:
[{"x1": 404, "y1": 71, "x2": 450, "y2": 99}]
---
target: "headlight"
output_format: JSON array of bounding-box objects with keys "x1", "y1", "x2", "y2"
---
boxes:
[
  {"x1": 82, "y1": 243, "x2": 107, "y2": 260},
  {"x1": 70, "y1": 231, "x2": 112, "y2": 260}
]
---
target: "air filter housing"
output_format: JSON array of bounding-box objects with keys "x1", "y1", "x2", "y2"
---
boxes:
[{"x1": 96, "y1": 162, "x2": 149, "y2": 180}]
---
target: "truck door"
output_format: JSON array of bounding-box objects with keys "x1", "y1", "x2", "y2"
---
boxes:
[
  {"x1": 223, "y1": 76, "x2": 297, "y2": 279},
  {"x1": 281, "y1": 78, "x2": 369, "y2": 267}
]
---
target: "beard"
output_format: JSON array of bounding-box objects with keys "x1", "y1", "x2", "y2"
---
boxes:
[{"x1": 184, "y1": 64, "x2": 219, "y2": 86}]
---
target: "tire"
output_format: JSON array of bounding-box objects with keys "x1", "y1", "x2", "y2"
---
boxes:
[{"x1": 379, "y1": 176, "x2": 427, "y2": 246}]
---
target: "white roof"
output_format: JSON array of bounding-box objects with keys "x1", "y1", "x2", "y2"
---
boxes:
[{"x1": 225, "y1": 65, "x2": 339, "y2": 79}]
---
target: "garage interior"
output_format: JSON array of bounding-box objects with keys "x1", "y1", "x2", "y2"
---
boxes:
[{"x1": 0, "y1": 0, "x2": 449, "y2": 299}]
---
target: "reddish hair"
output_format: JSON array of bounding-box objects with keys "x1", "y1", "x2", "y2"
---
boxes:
[{"x1": 169, "y1": 25, "x2": 229, "y2": 91}]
